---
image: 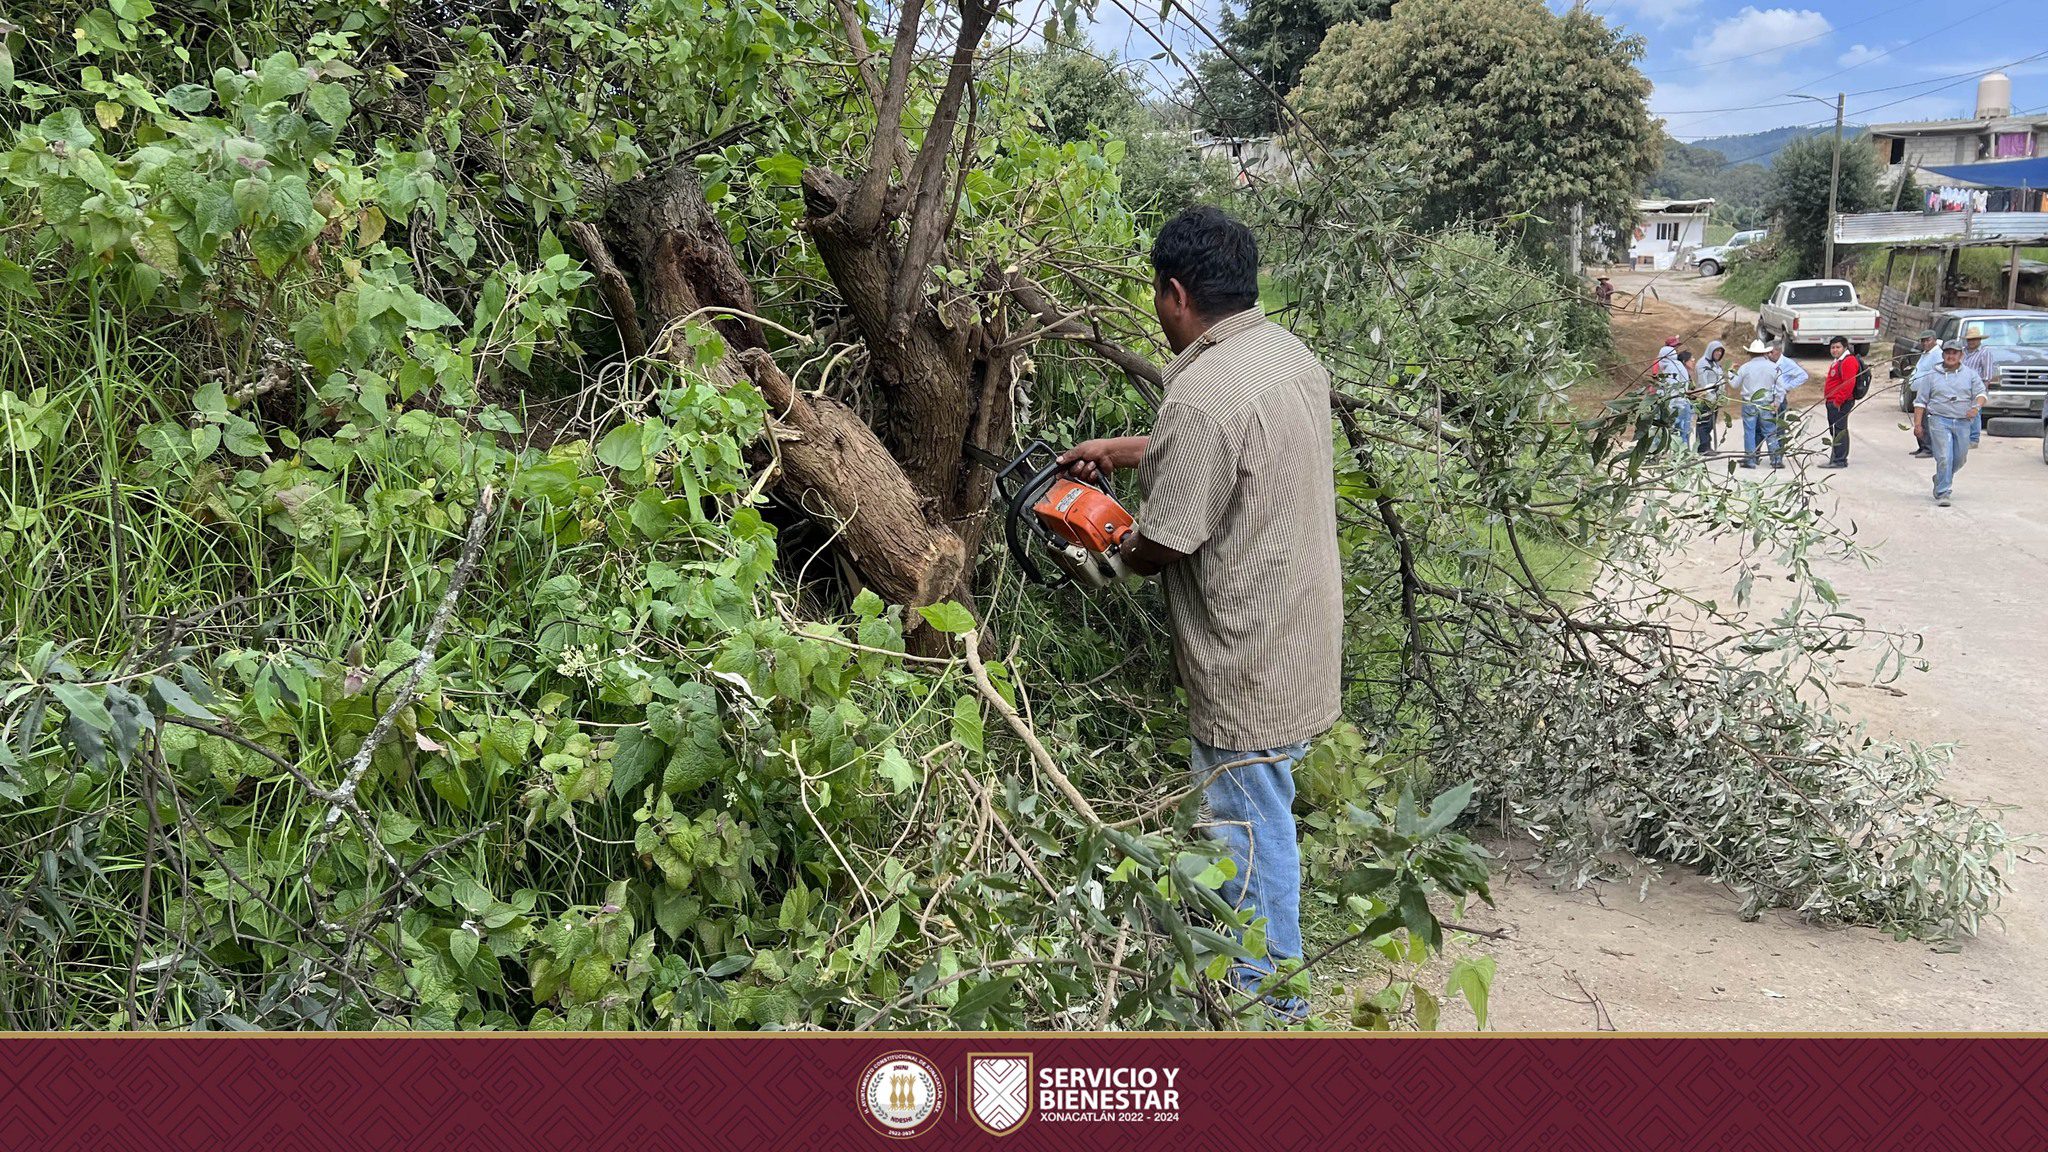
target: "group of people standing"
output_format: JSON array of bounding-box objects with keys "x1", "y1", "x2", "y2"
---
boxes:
[
  {"x1": 1650, "y1": 335, "x2": 1818, "y2": 467},
  {"x1": 1648, "y1": 325, "x2": 1994, "y2": 506}
]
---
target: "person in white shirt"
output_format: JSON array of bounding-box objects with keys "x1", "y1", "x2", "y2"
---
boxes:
[
  {"x1": 1694, "y1": 340, "x2": 1727, "y2": 452},
  {"x1": 1730, "y1": 338, "x2": 1806, "y2": 468},
  {"x1": 1662, "y1": 348, "x2": 1696, "y2": 451}
]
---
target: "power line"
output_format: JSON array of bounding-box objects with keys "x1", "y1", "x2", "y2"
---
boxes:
[
  {"x1": 1659, "y1": 0, "x2": 2024, "y2": 132},
  {"x1": 1643, "y1": 0, "x2": 1917, "y2": 77},
  {"x1": 1768, "y1": 0, "x2": 2023, "y2": 102},
  {"x1": 1705, "y1": 119, "x2": 1837, "y2": 170},
  {"x1": 1659, "y1": 49, "x2": 2048, "y2": 118}
]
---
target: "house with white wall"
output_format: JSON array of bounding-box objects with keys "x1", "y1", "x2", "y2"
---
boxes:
[{"x1": 1628, "y1": 198, "x2": 1713, "y2": 270}]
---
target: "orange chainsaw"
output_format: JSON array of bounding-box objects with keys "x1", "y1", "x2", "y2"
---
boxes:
[{"x1": 968, "y1": 440, "x2": 1137, "y2": 588}]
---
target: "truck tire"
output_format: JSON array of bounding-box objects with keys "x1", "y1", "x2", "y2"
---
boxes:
[
  {"x1": 1700, "y1": 259, "x2": 1721, "y2": 277},
  {"x1": 1853, "y1": 343, "x2": 1870, "y2": 357}
]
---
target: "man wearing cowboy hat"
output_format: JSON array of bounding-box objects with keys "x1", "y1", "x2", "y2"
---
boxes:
[
  {"x1": 1907, "y1": 328, "x2": 1941, "y2": 458},
  {"x1": 1730, "y1": 337, "x2": 1805, "y2": 468},
  {"x1": 1914, "y1": 338, "x2": 1988, "y2": 507},
  {"x1": 1961, "y1": 324, "x2": 1999, "y2": 446}
]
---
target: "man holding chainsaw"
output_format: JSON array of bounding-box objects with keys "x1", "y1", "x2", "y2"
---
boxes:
[{"x1": 1060, "y1": 206, "x2": 1343, "y2": 1023}]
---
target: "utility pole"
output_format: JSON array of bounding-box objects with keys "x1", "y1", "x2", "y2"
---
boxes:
[
  {"x1": 1824, "y1": 91, "x2": 1844, "y2": 278},
  {"x1": 1570, "y1": 202, "x2": 1583, "y2": 277}
]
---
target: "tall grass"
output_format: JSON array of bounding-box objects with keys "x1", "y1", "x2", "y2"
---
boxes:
[{"x1": 1716, "y1": 250, "x2": 1800, "y2": 311}]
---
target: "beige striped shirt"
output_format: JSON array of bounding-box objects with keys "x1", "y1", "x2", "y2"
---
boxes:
[{"x1": 1137, "y1": 308, "x2": 1343, "y2": 750}]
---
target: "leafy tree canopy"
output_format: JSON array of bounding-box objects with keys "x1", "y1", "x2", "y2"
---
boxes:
[
  {"x1": 1180, "y1": 0, "x2": 1390, "y2": 136},
  {"x1": 1766, "y1": 131, "x2": 1880, "y2": 276},
  {"x1": 1022, "y1": 49, "x2": 1230, "y2": 220},
  {"x1": 1293, "y1": 0, "x2": 1658, "y2": 245}
]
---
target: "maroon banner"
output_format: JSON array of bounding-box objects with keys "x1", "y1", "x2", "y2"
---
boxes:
[{"x1": 2, "y1": 1035, "x2": 2046, "y2": 1150}]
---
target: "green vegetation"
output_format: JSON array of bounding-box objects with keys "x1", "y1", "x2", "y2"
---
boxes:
[
  {"x1": 0, "y1": 0, "x2": 1504, "y2": 1033},
  {"x1": 1182, "y1": 0, "x2": 1393, "y2": 136},
  {"x1": 1687, "y1": 125, "x2": 1854, "y2": 170},
  {"x1": 1023, "y1": 49, "x2": 1231, "y2": 221},
  {"x1": 1647, "y1": 134, "x2": 1771, "y2": 230},
  {"x1": 0, "y1": 0, "x2": 2012, "y2": 1036},
  {"x1": 1719, "y1": 249, "x2": 1801, "y2": 310},
  {"x1": 1767, "y1": 133, "x2": 1880, "y2": 277},
  {"x1": 1293, "y1": 0, "x2": 1659, "y2": 260}
]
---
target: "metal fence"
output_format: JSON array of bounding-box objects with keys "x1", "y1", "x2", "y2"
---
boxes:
[{"x1": 1833, "y1": 211, "x2": 2048, "y2": 247}]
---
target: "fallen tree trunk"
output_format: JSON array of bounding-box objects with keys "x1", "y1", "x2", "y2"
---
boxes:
[
  {"x1": 741, "y1": 350, "x2": 966, "y2": 608},
  {"x1": 601, "y1": 167, "x2": 966, "y2": 611}
]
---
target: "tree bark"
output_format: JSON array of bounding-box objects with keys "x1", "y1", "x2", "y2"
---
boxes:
[
  {"x1": 604, "y1": 166, "x2": 767, "y2": 354},
  {"x1": 802, "y1": 167, "x2": 1012, "y2": 530},
  {"x1": 564, "y1": 221, "x2": 647, "y2": 359},
  {"x1": 602, "y1": 168, "x2": 969, "y2": 613},
  {"x1": 741, "y1": 351, "x2": 966, "y2": 607}
]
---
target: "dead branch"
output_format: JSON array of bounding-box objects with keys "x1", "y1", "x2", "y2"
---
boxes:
[
  {"x1": 828, "y1": 0, "x2": 910, "y2": 182},
  {"x1": 887, "y1": 0, "x2": 999, "y2": 334},
  {"x1": 961, "y1": 628, "x2": 1103, "y2": 827},
  {"x1": 1004, "y1": 274, "x2": 1163, "y2": 405},
  {"x1": 847, "y1": 0, "x2": 926, "y2": 232},
  {"x1": 741, "y1": 350, "x2": 967, "y2": 607},
  {"x1": 326, "y1": 487, "x2": 496, "y2": 826}
]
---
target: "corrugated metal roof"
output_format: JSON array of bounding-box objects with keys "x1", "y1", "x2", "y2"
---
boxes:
[
  {"x1": 1635, "y1": 198, "x2": 1713, "y2": 213},
  {"x1": 1833, "y1": 211, "x2": 2048, "y2": 247}
]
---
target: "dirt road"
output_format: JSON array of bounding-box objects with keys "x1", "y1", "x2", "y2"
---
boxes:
[{"x1": 1452, "y1": 269, "x2": 2048, "y2": 1031}]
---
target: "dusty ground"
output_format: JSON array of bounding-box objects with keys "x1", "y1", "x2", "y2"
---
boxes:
[{"x1": 1435, "y1": 268, "x2": 2048, "y2": 1031}]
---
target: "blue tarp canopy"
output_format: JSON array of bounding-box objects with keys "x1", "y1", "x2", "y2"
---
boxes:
[{"x1": 1922, "y1": 157, "x2": 2048, "y2": 189}]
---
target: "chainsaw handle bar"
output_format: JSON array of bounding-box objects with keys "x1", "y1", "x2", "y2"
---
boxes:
[
  {"x1": 1004, "y1": 452, "x2": 1066, "y2": 587},
  {"x1": 991, "y1": 439, "x2": 1062, "y2": 504}
]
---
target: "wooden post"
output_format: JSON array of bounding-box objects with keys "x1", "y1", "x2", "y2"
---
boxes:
[
  {"x1": 1824, "y1": 92, "x2": 1845, "y2": 278},
  {"x1": 2008, "y1": 244, "x2": 2023, "y2": 308},
  {"x1": 1570, "y1": 203, "x2": 1583, "y2": 277},
  {"x1": 1878, "y1": 249, "x2": 1900, "y2": 340},
  {"x1": 1903, "y1": 248, "x2": 1920, "y2": 308}
]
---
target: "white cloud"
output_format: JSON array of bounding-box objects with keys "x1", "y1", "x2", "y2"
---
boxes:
[
  {"x1": 1837, "y1": 43, "x2": 1882, "y2": 69},
  {"x1": 1685, "y1": 7, "x2": 1831, "y2": 65}
]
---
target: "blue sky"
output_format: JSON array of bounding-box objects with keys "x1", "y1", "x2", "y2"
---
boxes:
[{"x1": 1083, "y1": 0, "x2": 2048, "y2": 141}]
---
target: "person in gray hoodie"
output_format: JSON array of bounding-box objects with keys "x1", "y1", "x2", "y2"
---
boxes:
[{"x1": 1693, "y1": 340, "x2": 1727, "y2": 452}]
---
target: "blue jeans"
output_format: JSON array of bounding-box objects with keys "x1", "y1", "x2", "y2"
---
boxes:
[
  {"x1": 1970, "y1": 410, "x2": 1982, "y2": 445},
  {"x1": 1667, "y1": 398, "x2": 1695, "y2": 451},
  {"x1": 1742, "y1": 402, "x2": 1783, "y2": 465},
  {"x1": 1192, "y1": 738, "x2": 1307, "y2": 970},
  {"x1": 1928, "y1": 413, "x2": 1972, "y2": 498}
]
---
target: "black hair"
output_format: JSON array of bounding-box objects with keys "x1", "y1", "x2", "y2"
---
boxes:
[
  {"x1": 1828, "y1": 336, "x2": 1847, "y2": 349},
  {"x1": 1677, "y1": 349, "x2": 1694, "y2": 363},
  {"x1": 1151, "y1": 206, "x2": 1259, "y2": 317}
]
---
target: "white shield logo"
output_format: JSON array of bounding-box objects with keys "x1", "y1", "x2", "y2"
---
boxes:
[{"x1": 968, "y1": 1053, "x2": 1032, "y2": 1136}]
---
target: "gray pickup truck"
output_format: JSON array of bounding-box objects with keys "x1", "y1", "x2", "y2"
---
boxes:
[{"x1": 1892, "y1": 311, "x2": 2048, "y2": 423}]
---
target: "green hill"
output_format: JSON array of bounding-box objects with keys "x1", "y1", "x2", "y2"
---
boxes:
[{"x1": 1685, "y1": 123, "x2": 1864, "y2": 169}]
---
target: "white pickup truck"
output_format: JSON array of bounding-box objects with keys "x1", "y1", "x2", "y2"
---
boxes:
[{"x1": 1757, "y1": 279, "x2": 1882, "y2": 355}]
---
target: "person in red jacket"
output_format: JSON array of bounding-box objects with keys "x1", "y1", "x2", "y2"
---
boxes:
[{"x1": 1821, "y1": 336, "x2": 1861, "y2": 469}]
